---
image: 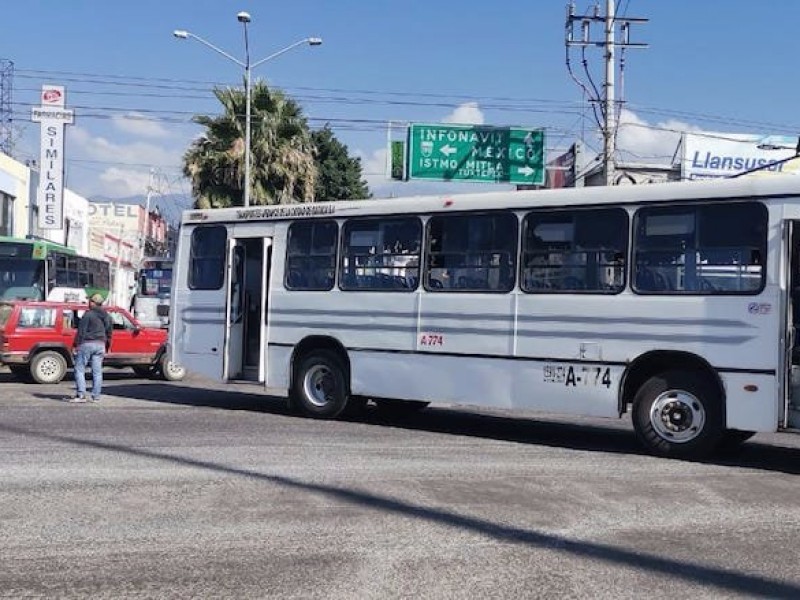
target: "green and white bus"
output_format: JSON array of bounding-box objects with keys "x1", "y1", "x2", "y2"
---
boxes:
[{"x1": 0, "y1": 236, "x2": 110, "y2": 303}]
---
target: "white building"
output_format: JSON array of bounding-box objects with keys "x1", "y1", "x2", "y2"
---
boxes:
[{"x1": 0, "y1": 151, "x2": 91, "y2": 253}]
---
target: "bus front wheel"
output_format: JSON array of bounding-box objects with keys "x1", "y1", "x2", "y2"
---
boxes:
[
  {"x1": 632, "y1": 370, "x2": 724, "y2": 459},
  {"x1": 291, "y1": 350, "x2": 349, "y2": 419}
]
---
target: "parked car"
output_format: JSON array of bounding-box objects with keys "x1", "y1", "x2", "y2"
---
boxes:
[{"x1": 0, "y1": 300, "x2": 186, "y2": 384}]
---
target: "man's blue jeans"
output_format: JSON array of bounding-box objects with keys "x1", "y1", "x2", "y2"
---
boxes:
[{"x1": 74, "y1": 342, "x2": 105, "y2": 400}]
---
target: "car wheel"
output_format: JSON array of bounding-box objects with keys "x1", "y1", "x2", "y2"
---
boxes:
[
  {"x1": 30, "y1": 350, "x2": 68, "y2": 384},
  {"x1": 632, "y1": 370, "x2": 723, "y2": 459},
  {"x1": 291, "y1": 349, "x2": 349, "y2": 419},
  {"x1": 159, "y1": 355, "x2": 186, "y2": 382}
]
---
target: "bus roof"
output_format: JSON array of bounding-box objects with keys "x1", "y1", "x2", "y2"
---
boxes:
[
  {"x1": 0, "y1": 236, "x2": 77, "y2": 257},
  {"x1": 180, "y1": 174, "x2": 800, "y2": 227}
]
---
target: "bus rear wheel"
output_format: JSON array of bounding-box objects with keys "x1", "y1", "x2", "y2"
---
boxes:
[
  {"x1": 291, "y1": 350, "x2": 349, "y2": 419},
  {"x1": 632, "y1": 370, "x2": 723, "y2": 459}
]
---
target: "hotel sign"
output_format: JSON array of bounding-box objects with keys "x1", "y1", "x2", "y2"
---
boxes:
[{"x1": 31, "y1": 85, "x2": 74, "y2": 230}]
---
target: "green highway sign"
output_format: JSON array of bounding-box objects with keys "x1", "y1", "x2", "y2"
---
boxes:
[{"x1": 407, "y1": 123, "x2": 545, "y2": 185}]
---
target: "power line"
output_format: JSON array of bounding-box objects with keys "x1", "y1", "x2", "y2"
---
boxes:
[{"x1": 14, "y1": 66, "x2": 799, "y2": 138}]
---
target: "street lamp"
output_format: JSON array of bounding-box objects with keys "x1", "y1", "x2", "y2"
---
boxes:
[{"x1": 173, "y1": 14, "x2": 322, "y2": 207}]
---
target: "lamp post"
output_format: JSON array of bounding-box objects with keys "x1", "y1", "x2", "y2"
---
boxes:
[{"x1": 174, "y1": 14, "x2": 322, "y2": 207}]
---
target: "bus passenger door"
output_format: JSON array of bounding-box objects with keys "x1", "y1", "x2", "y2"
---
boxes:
[
  {"x1": 787, "y1": 221, "x2": 800, "y2": 428},
  {"x1": 223, "y1": 237, "x2": 272, "y2": 382},
  {"x1": 223, "y1": 240, "x2": 246, "y2": 380},
  {"x1": 257, "y1": 239, "x2": 272, "y2": 383}
]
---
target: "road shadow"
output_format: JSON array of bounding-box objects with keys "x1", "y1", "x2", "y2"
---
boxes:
[
  {"x1": 1, "y1": 420, "x2": 799, "y2": 598},
  {"x1": 90, "y1": 380, "x2": 800, "y2": 476},
  {"x1": 0, "y1": 372, "x2": 17, "y2": 384},
  {"x1": 0, "y1": 369, "x2": 159, "y2": 385}
]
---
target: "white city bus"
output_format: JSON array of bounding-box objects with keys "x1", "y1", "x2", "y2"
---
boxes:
[
  {"x1": 169, "y1": 175, "x2": 800, "y2": 458},
  {"x1": 131, "y1": 256, "x2": 173, "y2": 328}
]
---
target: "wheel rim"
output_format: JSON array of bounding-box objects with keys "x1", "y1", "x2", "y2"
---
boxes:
[
  {"x1": 37, "y1": 356, "x2": 63, "y2": 382},
  {"x1": 164, "y1": 361, "x2": 185, "y2": 379},
  {"x1": 649, "y1": 389, "x2": 706, "y2": 444},
  {"x1": 302, "y1": 364, "x2": 336, "y2": 408}
]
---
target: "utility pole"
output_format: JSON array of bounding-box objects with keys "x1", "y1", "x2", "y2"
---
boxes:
[
  {"x1": 140, "y1": 168, "x2": 156, "y2": 264},
  {"x1": 565, "y1": 1, "x2": 647, "y2": 185},
  {"x1": 115, "y1": 224, "x2": 124, "y2": 307},
  {"x1": 603, "y1": 0, "x2": 615, "y2": 186},
  {"x1": 0, "y1": 59, "x2": 13, "y2": 156}
]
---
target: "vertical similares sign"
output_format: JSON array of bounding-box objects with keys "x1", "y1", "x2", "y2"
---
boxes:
[{"x1": 31, "y1": 85, "x2": 74, "y2": 230}]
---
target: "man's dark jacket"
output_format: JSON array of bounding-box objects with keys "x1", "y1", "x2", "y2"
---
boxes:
[{"x1": 75, "y1": 307, "x2": 113, "y2": 348}]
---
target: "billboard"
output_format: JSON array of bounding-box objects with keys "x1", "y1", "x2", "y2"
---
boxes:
[
  {"x1": 681, "y1": 133, "x2": 797, "y2": 180},
  {"x1": 30, "y1": 85, "x2": 74, "y2": 230}
]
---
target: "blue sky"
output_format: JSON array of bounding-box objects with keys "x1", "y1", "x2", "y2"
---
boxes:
[{"x1": 3, "y1": 0, "x2": 800, "y2": 214}]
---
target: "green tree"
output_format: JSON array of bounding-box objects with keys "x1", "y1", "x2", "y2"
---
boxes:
[
  {"x1": 183, "y1": 80, "x2": 317, "y2": 208},
  {"x1": 311, "y1": 125, "x2": 370, "y2": 201}
]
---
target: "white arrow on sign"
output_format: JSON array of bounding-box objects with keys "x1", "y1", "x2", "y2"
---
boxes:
[
  {"x1": 440, "y1": 144, "x2": 457, "y2": 157},
  {"x1": 517, "y1": 166, "x2": 535, "y2": 177}
]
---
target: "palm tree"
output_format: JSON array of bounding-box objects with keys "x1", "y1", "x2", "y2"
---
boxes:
[{"x1": 183, "y1": 80, "x2": 317, "y2": 208}]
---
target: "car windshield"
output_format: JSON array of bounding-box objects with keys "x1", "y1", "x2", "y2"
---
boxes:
[
  {"x1": 138, "y1": 268, "x2": 173, "y2": 297},
  {"x1": 0, "y1": 258, "x2": 46, "y2": 301}
]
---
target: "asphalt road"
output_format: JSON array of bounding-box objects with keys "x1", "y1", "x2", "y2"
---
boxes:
[{"x1": 1, "y1": 367, "x2": 799, "y2": 599}]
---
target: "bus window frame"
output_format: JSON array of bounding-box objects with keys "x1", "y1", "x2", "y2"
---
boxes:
[
  {"x1": 632, "y1": 200, "x2": 768, "y2": 296},
  {"x1": 423, "y1": 210, "x2": 518, "y2": 294},
  {"x1": 520, "y1": 206, "x2": 629, "y2": 295}
]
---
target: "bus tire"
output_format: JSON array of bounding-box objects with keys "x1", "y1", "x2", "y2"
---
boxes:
[
  {"x1": 30, "y1": 350, "x2": 68, "y2": 384},
  {"x1": 291, "y1": 349, "x2": 349, "y2": 419},
  {"x1": 159, "y1": 355, "x2": 186, "y2": 382},
  {"x1": 632, "y1": 370, "x2": 723, "y2": 459}
]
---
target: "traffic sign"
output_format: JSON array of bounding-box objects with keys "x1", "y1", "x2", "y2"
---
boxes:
[{"x1": 407, "y1": 124, "x2": 545, "y2": 185}]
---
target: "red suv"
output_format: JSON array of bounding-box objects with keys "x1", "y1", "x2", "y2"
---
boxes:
[{"x1": 0, "y1": 300, "x2": 186, "y2": 384}]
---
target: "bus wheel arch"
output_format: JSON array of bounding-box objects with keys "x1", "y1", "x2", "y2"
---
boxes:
[
  {"x1": 622, "y1": 352, "x2": 725, "y2": 458},
  {"x1": 290, "y1": 337, "x2": 351, "y2": 418},
  {"x1": 620, "y1": 351, "x2": 723, "y2": 415}
]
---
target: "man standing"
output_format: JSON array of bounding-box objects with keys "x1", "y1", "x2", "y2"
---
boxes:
[{"x1": 68, "y1": 293, "x2": 113, "y2": 403}]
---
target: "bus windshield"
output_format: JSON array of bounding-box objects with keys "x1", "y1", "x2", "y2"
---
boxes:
[
  {"x1": 138, "y1": 268, "x2": 173, "y2": 297},
  {"x1": 0, "y1": 258, "x2": 45, "y2": 300}
]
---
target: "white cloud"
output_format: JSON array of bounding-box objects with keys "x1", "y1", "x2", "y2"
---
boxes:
[
  {"x1": 359, "y1": 147, "x2": 388, "y2": 182},
  {"x1": 96, "y1": 167, "x2": 155, "y2": 197},
  {"x1": 442, "y1": 102, "x2": 485, "y2": 125},
  {"x1": 615, "y1": 108, "x2": 700, "y2": 163},
  {"x1": 67, "y1": 126, "x2": 185, "y2": 198},
  {"x1": 356, "y1": 146, "x2": 408, "y2": 198},
  {"x1": 111, "y1": 112, "x2": 170, "y2": 139}
]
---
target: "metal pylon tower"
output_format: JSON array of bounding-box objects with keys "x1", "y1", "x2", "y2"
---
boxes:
[{"x1": 0, "y1": 59, "x2": 13, "y2": 156}]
